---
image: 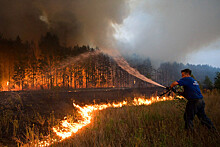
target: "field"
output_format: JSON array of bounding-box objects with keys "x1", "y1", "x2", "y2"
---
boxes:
[
  {"x1": 0, "y1": 88, "x2": 219, "y2": 146},
  {"x1": 56, "y1": 91, "x2": 220, "y2": 147}
]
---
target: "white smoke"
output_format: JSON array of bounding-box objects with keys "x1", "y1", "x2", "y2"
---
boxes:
[
  {"x1": 114, "y1": 0, "x2": 220, "y2": 64},
  {"x1": 39, "y1": 11, "x2": 50, "y2": 27}
]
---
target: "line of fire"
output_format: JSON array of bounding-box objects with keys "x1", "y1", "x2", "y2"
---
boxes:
[
  {"x1": 1, "y1": 33, "x2": 219, "y2": 147},
  {"x1": 1, "y1": 0, "x2": 220, "y2": 146}
]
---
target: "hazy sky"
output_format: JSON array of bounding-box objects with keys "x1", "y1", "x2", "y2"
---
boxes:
[
  {"x1": 113, "y1": 0, "x2": 220, "y2": 67},
  {"x1": 185, "y1": 40, "x2": 220, "y2": 68},
  {"x1": 0, "y1": 0, "x2": 220, "y2": 67},
  {"x1": 187, "y1": 49, "x2": 220, "y2": 68}
]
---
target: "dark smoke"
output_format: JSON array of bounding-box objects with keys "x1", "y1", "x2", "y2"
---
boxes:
[
  {"x1": 1, "y1": 0, "x2": 220, "y2": 65},
  {"x1": 0, "y1": 0, "x2": 129, "y2": 47}
]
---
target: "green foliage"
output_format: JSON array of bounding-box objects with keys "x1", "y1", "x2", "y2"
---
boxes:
[
  {"x1": 203, "y1": 75, "x2": 213, "y2": 89},
  {"x1": 214, "y1": 72, "x2": 220, "y2": 89}
]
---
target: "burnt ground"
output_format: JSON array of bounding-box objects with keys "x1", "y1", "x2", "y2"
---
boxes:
[
  {"x1": 0, "y1": 87, "x2": 164, "y2": 146},
  {"x1": 0, "y1": 87, "x2": 163, "y2": 117}
]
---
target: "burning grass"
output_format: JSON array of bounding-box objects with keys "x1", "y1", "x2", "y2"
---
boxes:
[
  {"x1": 56, "y1": 92, "x2": 220, "y2": 147},
  {"x1": 0, "y1": 90, "x2": 74, "y2": 146},
  {"x1": 33, "y1": 97, "x2": 174, "y2": 146},
  {"x1": 0, "y1": 90, "x2": 219, "y2": 146}
]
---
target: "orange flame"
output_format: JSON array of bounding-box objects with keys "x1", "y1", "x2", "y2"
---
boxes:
[{"x1": 35, "y1": 96, "x2": 175, "y2": 146}]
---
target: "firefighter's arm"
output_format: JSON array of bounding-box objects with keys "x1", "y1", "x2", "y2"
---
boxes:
[{"x1": 170, "y1": 81, "x2": 179, "y2": 88}]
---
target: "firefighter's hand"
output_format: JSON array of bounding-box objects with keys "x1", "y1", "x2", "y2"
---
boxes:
[{"x1": 166, "y1": 86, "x2": 171, "y2": 90}]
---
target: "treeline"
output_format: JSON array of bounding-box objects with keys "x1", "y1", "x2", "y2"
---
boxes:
[
  {"x1": 157, "y1": 62, "x2": 220, "y2": 88},
  {"x1": 127, "y1": 55, "x2": 220, "y2": 89},
  {"x1": 130, "y1": 58, "x2": 220, "y2": 88},
  {"x1": 0, "y1": 33, "x2": 220, "y2": 91},
  {"x1": 0, "y1": 33, "x2": 150, "y2": 91}
]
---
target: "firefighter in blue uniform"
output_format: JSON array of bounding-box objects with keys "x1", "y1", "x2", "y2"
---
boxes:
[{"x1": 168, "y1": 69, "x2": 215, "y2": 130}]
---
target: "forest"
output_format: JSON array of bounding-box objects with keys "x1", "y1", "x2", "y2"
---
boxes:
[{"x1": 0, "y1": 32, "x2": 220, "y2": 91}]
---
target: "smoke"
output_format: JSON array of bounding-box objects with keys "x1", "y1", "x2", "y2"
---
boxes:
[
  {"x1": 0, "y1": 0, "x2": 220, "y2": 64},
  {"x1": 115, "y1": 0, "x2": 220, "y2": 64},
  {"x1": 0, "y1": 0, "x2": 129, "y2": 47}
]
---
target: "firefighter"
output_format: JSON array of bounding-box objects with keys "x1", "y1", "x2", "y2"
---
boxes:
[{"x1": 168, "y1": 69, "x2": 216, "y2": 130}]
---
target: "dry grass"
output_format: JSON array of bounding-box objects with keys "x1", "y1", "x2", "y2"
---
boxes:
[
  {"x1": 56, "y1": 92, "x2": 220, "y2": 147},
  {"x1": 0, "y1": 91, "x2": 71, "y2": 146},
  {"x1": 0, "y1": 90, "x2": 219, "y2": 146}
]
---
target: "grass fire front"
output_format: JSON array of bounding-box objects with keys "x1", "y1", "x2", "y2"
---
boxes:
[{"x1": 0, "y1": 88, "x2": 219, "y2": 146}]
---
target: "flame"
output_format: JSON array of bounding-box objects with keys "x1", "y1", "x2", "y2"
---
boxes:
[
  {"x1": 34, "y1": 96, "x2": 175, "y2": 146},
  {"x1": 1, "y1": 81, "x2": 9, "y2": 91}
]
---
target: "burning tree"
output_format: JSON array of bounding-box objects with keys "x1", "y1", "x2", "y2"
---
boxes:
[{"x1": 1, "y1": 33, "x2": 218, "y2": 91}]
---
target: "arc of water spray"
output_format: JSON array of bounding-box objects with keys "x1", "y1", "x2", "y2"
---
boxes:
[
  {"x1": 101, "y1": 49, "x2": 165, "y2": 88},
  {"x1": 47, "y1": 49, "x2": 165, "y2": 88},
  {"x1": 112, "y1": 56, "x2": 166, "y2": 88},
  {"x1": 45, "y1": 51, "x2": 99, "y2": 75}
]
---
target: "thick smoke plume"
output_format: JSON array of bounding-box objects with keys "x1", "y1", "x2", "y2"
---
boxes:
[
  {"x1": 116, "y1": 0, "x2": 220, "y2": 63},
  {"x1": 0, "y1": 0, "x2": 129, "y2": 48},
  {"x1": 0, "y1": 0, "x2": 220, "y2": 63}
]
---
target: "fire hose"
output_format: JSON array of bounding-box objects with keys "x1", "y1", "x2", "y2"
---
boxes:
[{"x1": 159, "y1": 86, "x2": 184, "y2": 98}]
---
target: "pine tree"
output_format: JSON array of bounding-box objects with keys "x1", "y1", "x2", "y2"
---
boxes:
[
  {"x1": 214, "y1": 72, "x2": 220, "y2": 89},
  {"x1": 203, "y1": 76, "x2": 213, "y2": 90}
]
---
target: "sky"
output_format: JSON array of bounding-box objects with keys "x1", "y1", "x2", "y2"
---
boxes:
[
  {"x1": 112, "y1": 0, "x2": 220, "y2": 68},
  {"x1": 185, "y1": 41, "x2": 220, "y2": 68},
  {"x1": 0, "y1": 0, "x2": 220, "y2": 68},
  {"x1": 188, "y1": 50, "x2": 220, "y2": 68}
]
